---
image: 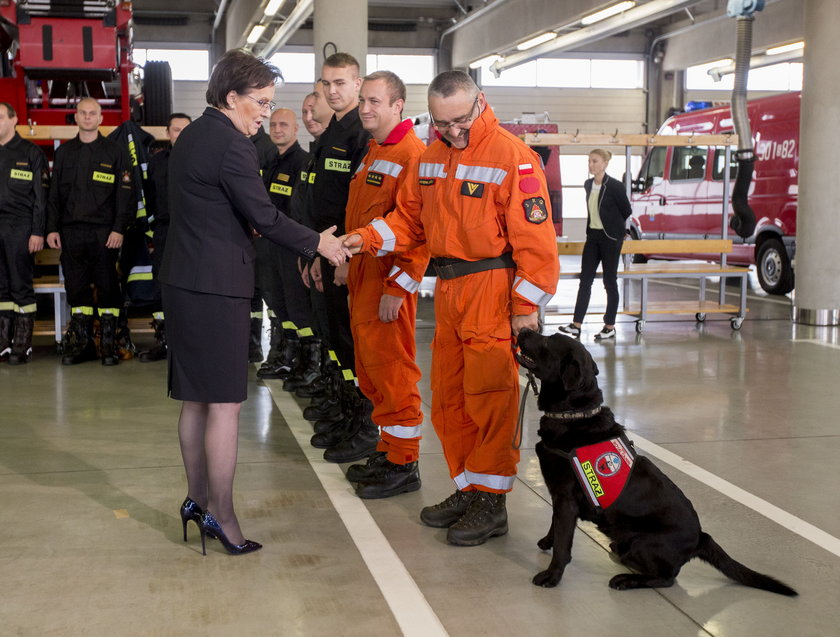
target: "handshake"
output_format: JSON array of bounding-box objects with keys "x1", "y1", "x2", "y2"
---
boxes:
[{"x1": 316, "y1": 226, "x2": 365, "y2": 267}]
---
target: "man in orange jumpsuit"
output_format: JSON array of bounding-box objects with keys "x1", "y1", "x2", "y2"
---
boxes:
[
  {"x1": 332, "y1": 71, "x2": 430, "y2": 499},
  {"x1": 344, "y1": 70, "x2": 559, "y2": 545}
]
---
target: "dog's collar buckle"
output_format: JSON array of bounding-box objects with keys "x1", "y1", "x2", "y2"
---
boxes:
[{"x1": 542, "y1": 406, "x2": 602, "y2": 421}]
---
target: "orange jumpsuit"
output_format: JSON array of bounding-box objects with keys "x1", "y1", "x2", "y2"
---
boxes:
[
  {"x1": 346, "y1": 120, "x2": 429, "y2": 465},
  {"x1": 353, "y1": 106, "x2": 559, "y2": 493}
]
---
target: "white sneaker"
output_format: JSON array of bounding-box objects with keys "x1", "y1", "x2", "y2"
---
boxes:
[
  {"x1": 594, "y1": 326, "x2": 616, "y2": 340},
  {"x1": 558, "y1": 323, "x2": 581, "y2": 338}
]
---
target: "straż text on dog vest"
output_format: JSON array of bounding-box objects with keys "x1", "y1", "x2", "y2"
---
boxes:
[{"x1": 570, "y1": 435, "x2": 636, "y2": 508}]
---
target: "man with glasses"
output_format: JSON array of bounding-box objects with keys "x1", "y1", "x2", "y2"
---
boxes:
[{"x1": 344, "y1": 70, "x2": 559, "y2": 546}]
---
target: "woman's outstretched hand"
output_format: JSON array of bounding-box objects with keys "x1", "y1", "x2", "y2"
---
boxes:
[{"x1": 317, "y1": 225, "x2": 352, "y2": 267}]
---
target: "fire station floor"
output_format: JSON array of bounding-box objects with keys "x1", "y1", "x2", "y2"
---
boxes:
[{"x1": 2, "y1": 269, "x2": 840, "y2": 636}]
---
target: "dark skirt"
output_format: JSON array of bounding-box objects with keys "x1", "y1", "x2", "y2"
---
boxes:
[{"x1": 162, "y1": 283, "x2": 250, "y2": 403}]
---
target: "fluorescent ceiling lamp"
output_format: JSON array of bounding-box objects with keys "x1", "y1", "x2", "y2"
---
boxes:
[
  {"x1": 581, "y1": 1, "x2": 636, "y2": 26},
  {"x1": 246, "y1": 24, "x2": 266, "y2": 44},
  {"x1": 516, "y1": 32, "x2": 557, "y2": 51},
  {"x1": 766, "y1": 41, "x2": 804, "y2": 56},
  {"x1": 264, "y1": 0, "x2": 284, "y2": 17},
  {"x1": 469, "y1": 54, "x2": 502, "y2": 69}
]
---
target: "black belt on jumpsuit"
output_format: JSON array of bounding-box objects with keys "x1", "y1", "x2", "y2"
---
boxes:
[{"x1": 431, "y1": 253, "x2": 516, "y2": 280}]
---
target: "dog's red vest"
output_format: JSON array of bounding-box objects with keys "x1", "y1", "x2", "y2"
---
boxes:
[{"x1": 569, "y1": 434, "x2": 636, "y2": 509}]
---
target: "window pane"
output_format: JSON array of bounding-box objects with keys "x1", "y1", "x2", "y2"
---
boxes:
[
  {"x1": 371, "y1": 54, "x2": 434, "y2": 84},
  {"x1": 562, "y1": 186, "x2": 587, "y2": 219},
  {"x1": 789, "y1": 63, "x2": 803, "y2": 91},
  {"x1": 747, "y1": 63, "x2": 795, "y2": 91},
  {"x1": 591, "y1": 59, "x2": 643, "y2": 89},
  {"x1": 269, "y1": 52, "x2": 315, "y2": 83},
  {"x1": 712, "y1": 147, "x2": 738, "y2": 181},
  {"x1": 480, "y1": 61, "x2": 537, "y2": 87},
  {"x1": 142, "y1": 49, "x2": 209, "y2": 81},
  {"x1": 559, "y1": 155, "x2": 591, "y2": 186},
  {"x1": 685, "y1": 60, "x2": 734, "y2": 91},
  {"x1": 670, "y1": 146, "x2": 709, "y2": 181},
  {"x1": 537, "y1": 58, "x2": 590, "y2": 88},
  {"x1": 366, "y1": 54, "x2": 378, "y2": 73}
]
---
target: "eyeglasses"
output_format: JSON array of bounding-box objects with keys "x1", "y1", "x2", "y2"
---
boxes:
[
  {"x1": 429, "y1": 96, "x2": 479, "y2": 131},
  {"x1": 243, "y1": 94, "x2": 276, "y2": 112}
]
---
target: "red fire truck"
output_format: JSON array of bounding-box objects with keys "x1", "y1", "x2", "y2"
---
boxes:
[
  {"x1": 629, "y1": 92, "x2": 799, "y2": 294},
  {"x1": 0, "y1": 0, "x2": 171, "y2": 134}
]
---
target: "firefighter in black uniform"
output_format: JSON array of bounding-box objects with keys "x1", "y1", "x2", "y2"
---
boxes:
[
  {"x1": 137, "y1": 112, "x2": 192, "y2": 363},
  {"x1": 46, "y1": 97, "x2": 134, "y2": 366},
  {"x1": 302, "y1": 53, "x2": 378, "y2": 464},
  {"x1": 0, "y1": 102, "x2": 49, "y2": 364},
  {"x1": 255, "y1": 107, "x2": 311, "y2": 379}
]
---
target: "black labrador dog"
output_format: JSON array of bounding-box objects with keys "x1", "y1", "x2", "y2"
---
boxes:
[{"x1": 516, "y1": 329, "x2": 796, "y2": 596}]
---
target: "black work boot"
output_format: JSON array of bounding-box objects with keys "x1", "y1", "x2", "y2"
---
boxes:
[
  {"x1": 62, "y1": 314, "x2": 98, "y2": 365},
  {"x1": 420, "y1": 490, "x2": 476, "y2": 528},
  {"x1": 310, "y1": 382, "x2": 361, "y2": 448},
  {"x1": 248, "y1": 317, "x2": 264, "y2": 363},
  {"x1": 138, "y1": 318, "x2": 166, "y2": 362},
  {"x1": 99, "y1": 313, "x2": 120, "y2": 366},
  {"x1": 346, "y1": 451, "x2": 388, "y2": 483},
  {"x1": 258, "y1": 325, "x2": 298, "y2": 379},
  {"x1": 323, "y1": 396, "x2": 379, "y2": 463},
  {"x1": 355, "y1": 460, "x2": 421, "y2": 499},
  {"x1": 446, "y1": 491, "x2": 508, "y2": 546},
  {"x1": 283, "y1": 337, "x2": 321, "y2": 392},
  {"x1": 0, "y1": 310, "x2": 13, "y2": 361},
  {"x1": 8, "y1": 312, "x2": 35, "y2": 365},
  {"x1": 303, "y1": 369, "x2": 342, "y2": 421}
]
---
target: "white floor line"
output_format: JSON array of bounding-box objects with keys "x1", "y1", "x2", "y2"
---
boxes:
[
  {"x1": 263, "y1": 381, "x2": 449, "y2": 637},
  {"x1": 796, "y1": 338, "x2": 840, "y2": 350},
  {"x1": 517, "y1": 375, "x2": 840, "y2": 558}
]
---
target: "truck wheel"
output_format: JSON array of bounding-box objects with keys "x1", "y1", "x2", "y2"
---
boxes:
[
  {"x1": 756, "y1": 238, "x2": 794, "y2": 295},
  {"x1": 143, "y1": 61, "x2": 173, "y2": 126},
  {"x1": 628, "y1": 231, "x2": 647, "y2": 264}
]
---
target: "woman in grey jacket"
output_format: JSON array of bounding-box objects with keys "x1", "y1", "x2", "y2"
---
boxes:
[{"x1": 559, "y1": 149, "x2": 632, "y2": 340}]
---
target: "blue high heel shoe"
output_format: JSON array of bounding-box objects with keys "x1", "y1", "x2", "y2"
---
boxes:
[
  {"x1": 198, "y1": 512, "x2": 262, "y2": 556},
  {"x1": 179, "y1": 497, "x2": 204, "y2": 542}
]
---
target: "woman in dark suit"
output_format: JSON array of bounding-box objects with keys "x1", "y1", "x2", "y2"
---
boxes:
[
  {"x1": 559, "y1": 149, "x2": 632, "y2": 341},
  {"x1": 160, "y1": 50, "x2": 348, "y2": 555}
]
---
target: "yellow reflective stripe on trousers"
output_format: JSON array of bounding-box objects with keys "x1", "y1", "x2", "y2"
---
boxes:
[
  {"x1": 71, "y1": 306, "x2": 94, "y2": 316},
  {"x1": 297, "y1": 327, "x2": 314, "y2": 337},
  {"x1": 127, "y1": 265, "x2": 153, "y2": 282},
  {"x1": 342, "y1": 369, "x2": 355, "y2": 381},
  {"x1": 97, "y1": 307, "x2": 121, "y2": 317},
  {"x1": 14, "y1": 303, "x2": 37, "y2": 314},
  {"x1": 282, "y1": 321, "x2": 297, "y2": 330},
  {"x1": 0, "y1": 301, "x2": 14, "y2": 311},
  {"x1": 153, "y1": 312, "x2": 164, "y2": 320},
  {"x1": 250, "y1": 312, "x2": 262, "y2": 319}
]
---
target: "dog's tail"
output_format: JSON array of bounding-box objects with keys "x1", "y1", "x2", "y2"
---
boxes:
[{"x1": 695, "y1": 532, "x2": 797, "y2": 596}]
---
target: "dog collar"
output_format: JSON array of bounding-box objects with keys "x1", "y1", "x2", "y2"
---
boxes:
[{"x1": 543, "y1": 406, "x2": 602, "y2": 421}]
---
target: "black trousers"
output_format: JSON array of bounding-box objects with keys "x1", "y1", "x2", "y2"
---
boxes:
[
  {"x1": 320, "y1": 261, "x2": 354, "y2": 371},
  {"x1": 149, "y1": 221, "x2": 169, "y2": 314},
  {"x1": 60, "y1": 224, "x2": 123, "y2": 311},
  {"x1": 253, "y1": 236, "x2": 284, "y2": 320},
  {"x1": 0, "y1": 219, "x2": 35, "y2": 309},
  {"x1": 573, "y1": 229, "x2": 624, "y2": 326},
  {"x1": 278, "y1": 248, "x2": 313, "y2": 329}
]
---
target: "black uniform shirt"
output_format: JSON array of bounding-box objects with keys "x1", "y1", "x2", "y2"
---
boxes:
[
  {"x1": 46, "y1": 133, "x2": 134, "y2": 234},
  {"x1": 0, "y1": 132, "x2": 50, "y2": 235},
  {"x1": 250, "y1": 127, "x2": 278, "y2": 176},
  {"x1": 145, "y1": 146, "x2": 171, "y2": 226},
  {"x1": 305, "y1": 107, "x2": 370, "y2": 234},
  {"x1": 262, "y1": 140, "x2": 310, "y2": 215}
]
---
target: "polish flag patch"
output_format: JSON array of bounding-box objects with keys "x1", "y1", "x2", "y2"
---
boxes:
[{"x1": 518, "y1": 163, "x2": 534, "y2": 175}]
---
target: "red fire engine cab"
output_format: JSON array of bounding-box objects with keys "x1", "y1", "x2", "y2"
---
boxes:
[
  {"x1": 629, "y1": 92, "x2": 799, "y2": 295},
  {"x1": 0, "y1": 0, "x2": 171, "y2": 136}
]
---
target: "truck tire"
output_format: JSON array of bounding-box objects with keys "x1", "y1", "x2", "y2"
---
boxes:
[
  {"x1": 143, "y1": 61, "x2": 173, "y2": 126},
  {"x1": 756, "y1": 237, "x2": 794, "y2": 295},
  {"x1": 628, "y1": 230, "x2": 647, "y2": 264}
]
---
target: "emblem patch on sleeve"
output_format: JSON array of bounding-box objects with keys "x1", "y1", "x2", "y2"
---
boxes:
[
  {"x1": 523, "y1": 197, "x2": 548, "y2": 224},
  {"x1": 365, "y1": 172, "x2": 384, "y2": 187},
  {"x1": 460, "y1": 181, "x2": 484, "y2": 198}
]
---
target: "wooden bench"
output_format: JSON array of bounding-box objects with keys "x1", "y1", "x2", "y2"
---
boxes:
[
  {"x1": 33, "y1": 248, "x2": 68, "y2": 343},
  {"x1": 554, "y1": 239, "x2": 749, "y2": 332}
]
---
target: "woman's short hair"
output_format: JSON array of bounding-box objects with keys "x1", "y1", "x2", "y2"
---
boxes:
[
  {"x1": 590, "y1": 148, "x2": 612, "y2": 162},
  {"x1": 206, "y1": 49, "x2": 282, "y2": 109}
]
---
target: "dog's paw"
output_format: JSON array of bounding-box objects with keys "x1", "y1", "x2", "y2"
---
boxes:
[
  {"x1": 537, "y1": 535, "x2": 553, "y2": 551},
  {"x1": 532, "y1": 569, "x2": 562, "y2": 588}
]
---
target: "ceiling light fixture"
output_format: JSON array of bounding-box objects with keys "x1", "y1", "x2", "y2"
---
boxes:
[
  {"x1": 766, "y1": 41, "x2": 804, "y2": 56},
  {"x1": 264, "y1": 0, "x2": 284, "y2": 17},
  {"x1": 246, "y1": 24, "x2": 267, "y2": 44},
  {"x1": 516, "y1": 32, "x2": 557, "y2": 51},
  {"x1": 581, "y1": 1, "x2": 636, "y2": 26},
  {"x1": 469, "y1": 54, "x2": 502, "y2": 69}
]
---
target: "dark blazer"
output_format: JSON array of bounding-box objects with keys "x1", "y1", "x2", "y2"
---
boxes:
[
  {"x1": 583, "y1": 173, "x2": 632, "y2": 241},
  {"x1": 160, "y1": 107, "x2": 320, "y2": 298}
]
